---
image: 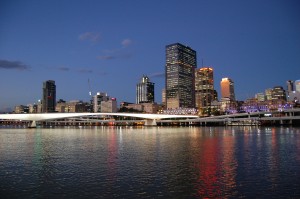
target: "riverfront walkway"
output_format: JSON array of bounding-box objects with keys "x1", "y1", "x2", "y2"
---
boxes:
[
  {"x1": 1, "y1": 108, "x2": 300, "y2": 127},
  {"x1": 0, "y1": 112, "x2": 198, "y2": 127},
  {"x1": 159, "y1": 108, "x2": 300, "y2": 126}
]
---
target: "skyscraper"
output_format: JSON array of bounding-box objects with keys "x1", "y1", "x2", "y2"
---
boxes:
[
  {"x1": 255, "y1": 93, "x2": 265, "y2": 102},
  {"x1": 265, "y1": 88, "x2": 273, "y2": 101},
  {"x1": 295, "y1": 80, "x2": 300, "y2": 93},
  {"x1": 42, "y1": 80, "x2": 56, "y2": 113},
  {"x1": 136, "y1": 75, "x2": 155, "y2": 104},
  {"x1": 287, "y1": 80, "x2": 294, "y2": 101},
  {"x1": 93, "y1": 92, "x2": 110, "y2": 112},
  {"x1": 287, "y1": 80, "x2": 294, "y2": 93},
  {"x1": 272, "y1": 86, "x2": 286, "y2": 101},
  {"x1": 161, "y1": 88, "x2": 166, "y2": 106},
  {"x1": 220, "y1": 77, "x2": 235, "y2": 100},
  {"x1": 165, "y1": 43, "x2": 197, "y2": 109},
  {"x1": 195, "y1": 67, "x2": 214, "y2": 115}
]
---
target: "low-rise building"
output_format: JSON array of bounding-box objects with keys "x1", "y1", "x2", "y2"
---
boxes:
[
  {"x1": 28, "y1": 104, "x2": 38, "y2": 113},
  {"x1": 14, "y1": 105, "x2": 29, "y2": 114},
  {"x1": 101, "y1": 98, "x2": 117, "y2": 113},
  {"x1": 220, "y1": 97, "x2": 237, "y2": 114},
  {"x1": 141, "y1": 103, "x2": 159, "y2": 114},
  {"x1": 56, "y1": 100, "x2": 89, "y2": 113}
]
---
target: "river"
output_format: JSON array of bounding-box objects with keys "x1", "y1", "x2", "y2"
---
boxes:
[{"x1": 0, "y1": 126, "x2": 299, "y2": 198}]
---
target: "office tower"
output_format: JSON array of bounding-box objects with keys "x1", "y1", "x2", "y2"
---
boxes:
[
  {"x1": 56, "y1": 100, "x2": 89, "y2": 113},
  {"x1": 220, "y1": 77, "x2": 235, "y2": 100},
  {"x1": 213, "y1": 90, "x2": 218, "y2": 101},
  {"x1": 14, "y1": 105, "x2": 29, "y2": 114},
  {"x1": 101, "y1": 98, "x2": 117, "y2": 113},
  {"x1": 295, "y1": 80, "x2": 300, "y2": 92},
  {"x1": 265, "y1": 88, "x2": 273, "y2": 101},
  {"x1": 195, "y1": 67, "x2": 214, "y2": 114},
  {"x1": 287, "y1": 80, "x2": 294, "y2": 93},
  {"x1": 272, "y1": 86, "x2": 286, "y2": 101},
  {"x1": 161, "y1": 88, "x2": 166, "y2": 106},
  {"x1": 255, "y1": 93, "x2": 265, "y2": 102},
  {"x1": 28, "y1": 104, "x2": 38, "y2": 113},
  {"x1": 165, "y1": 43, "x2": 197, "y2": 109},
  {"x1": 136, "y1": 75, "x2": 155, "y2": 104},
  {"x1": 287, "y1": 80, "x2": 300, "y2": 103},
  {"x1": 42, "y1": 80, "x2": 56, "y2": 113},
  {"x1": 287, "y1": 80, "x2": 294, "y2": 101},
  {"x1": 93, "y1": 92, "x2": 110, "y2": 112}
]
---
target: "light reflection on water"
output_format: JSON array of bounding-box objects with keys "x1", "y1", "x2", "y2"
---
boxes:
[{"x1": 0, "y1": 126, "x2": 300, "y2": 198}]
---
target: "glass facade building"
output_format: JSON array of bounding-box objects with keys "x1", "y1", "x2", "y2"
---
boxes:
[
  {"x1": 136, "y1": 75, "x2": 155, "y2": 104},
  {"x1": 165, "y1": 43, "x2": 197, "y2": 109},
  {"x1": 93, "y1": 92, "x2": 110, "y2": 113},
  {"x1": 220, "y1": 77, "x2": 235, "y2": 101},
  {"x1": 272, "y1": 86, "x2": 286, "y2": 101},
  {"x1": 42, "y1": 80, "x2": 56, "y2": 113},
  {"x1": 295, "y1": 80, "x2": 300, "y2": 93},
  {"x1": 265, "y1": 88, "x2": 273, "y2": 101},
  {"x1": 195, "y1": 67, "x2": 214, "y2": 114},
  {"x1": 287, "y1": 80, "x2": 294, "y2": 93}
]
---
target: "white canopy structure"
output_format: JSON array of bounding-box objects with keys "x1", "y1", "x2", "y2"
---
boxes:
[{"x1": 0, "y1": 112, "x2": 198, "y2": 127}]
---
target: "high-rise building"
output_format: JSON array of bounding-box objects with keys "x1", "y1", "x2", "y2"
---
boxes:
[
  {"x1": 287, "y1": 80, "x2": 294, "y2": 93},
  {"x1": 42, "y1": 80, "x2": 56, "y2": 113},
  {"x1": 93, "y1": 92, "x2": 110, "y2": 112},
  {"x1": 28, "y1": 104, "x2": 38, "y2": 113},
  {"x1": 161, "y1": 88, "x2": 166, "y2": 106},
  {"x1": 255, "y1": 93, "x2": 265, "y2": 102},
  {"x1": 195, "y1": 67, "x2": 214, "y2": 115},
  {"x1": 220, "y1": 77, "x2": 235, "y2": 100},
  {"x1": 272, "y1": 86, "x2": 286, "y2": 101},
  {"x1": 287, "y1": 80, "x2": 300, "y2": 102},
  {"x1": 93, "y1": 92, "x2": 117, "y2": 113},
  {"x1": 14, "y1": 105, "x2": 29, "y2": 114},
  {"x1": 265, "y1": 88, "x2": 273, "y2": 101},
  {"x1": 136, "y1": 75, "x2": 155, "y2": 104},
  {"x1": 295, "y1": 80, "x2": 300, "y2": 92},
  {"x1": 165, "y1": 43, "x2": 197, "y2": 109},
  {"x1": 213, "y1": 90, "x2": 218, "y2": 101},
  {"x1": 287, "y1": 80, "x2": 294, "y2": 101},
  {"x1": 56, "y1": 100, "x2": 89, "y2": 113},
  {"x1": 101, "y1": 98, "x2": 117, "y2": 113}
]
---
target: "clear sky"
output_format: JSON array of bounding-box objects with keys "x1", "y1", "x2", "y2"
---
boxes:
[{"x1": 0, "y1": 0, "x2": 299, "y2": 112}]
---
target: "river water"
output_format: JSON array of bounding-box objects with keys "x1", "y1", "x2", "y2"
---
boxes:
[{"x1": 0, "y1": 126, "x2": 299, "y2": 198}]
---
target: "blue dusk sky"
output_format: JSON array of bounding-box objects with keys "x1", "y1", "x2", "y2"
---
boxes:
[{"x1": 0, "y1": 0, "x2": 299, "y2": 112}]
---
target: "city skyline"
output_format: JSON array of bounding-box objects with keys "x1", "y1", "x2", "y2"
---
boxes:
[{"x1": 1, "y1": 0, "x2": 299, "y2": 112}]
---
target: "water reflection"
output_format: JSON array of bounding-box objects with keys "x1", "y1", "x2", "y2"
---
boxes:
[
  {"x1": 0, "y1": 126, "x2": 299, "y2": 198},
  {"x1": 191, "y1": 127, "x2": 237, "y2": 198}
]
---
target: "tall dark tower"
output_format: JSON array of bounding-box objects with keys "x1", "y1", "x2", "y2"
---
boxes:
[
  {"x1": 136, "y1": 75, "x2": 155, "y2": 104},
  {"x1": 287, "y1": 80, "x2": 294, "y2": 93},
  {"x1": 42, "y1": 80, "x2": 56, "y2": 112},
  {"x1": 165, "y1": 43, "x2": 197, "y2": 109}
]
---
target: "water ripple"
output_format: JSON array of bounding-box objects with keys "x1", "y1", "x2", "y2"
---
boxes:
[{"x1": 0, "y1": 127, "x2": 300, "y2": 198}]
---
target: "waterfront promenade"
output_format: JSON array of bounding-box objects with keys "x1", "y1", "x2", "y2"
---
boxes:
[
  {"x1": 0, "y1": 112, "x2": 198, "y2": 127},
  {"x1": 175, "y1": 108, "x2": 300, "y2": 126},
  {"x1": 1, "y1": 108, "x2": 300, "y2": 127}
]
